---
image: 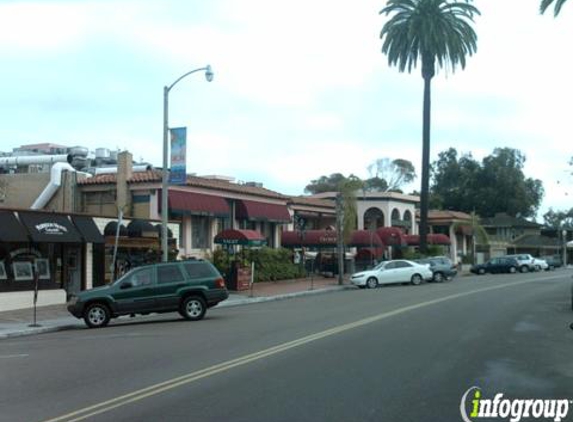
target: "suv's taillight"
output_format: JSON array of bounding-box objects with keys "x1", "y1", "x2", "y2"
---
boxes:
[{"x1": 215, "y1": 278, "x2": 226, "y2": 289}]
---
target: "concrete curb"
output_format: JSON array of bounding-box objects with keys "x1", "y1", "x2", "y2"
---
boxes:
[
  {"x1": 0, "y1": 285, "x2": 357, "y2": 340},
  {"x1": 0, "y1": 323, "x2": 83, "y2": 340},
  {"x1": 219, "y1": 285, "x2": 356, "y2": 308}
]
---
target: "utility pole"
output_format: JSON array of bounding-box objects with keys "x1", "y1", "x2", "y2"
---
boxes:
[{"x1": 336, "y1": 193, "x2": 344, "y2": 285}]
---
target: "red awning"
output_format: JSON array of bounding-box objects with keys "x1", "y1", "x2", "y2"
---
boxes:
[
  {"x1": 404, "y1": 234, "x2": 451, "y2": 246},
  {"x1": 429, "y1": 234, "x2": 451, "y2": 245},
  {"x1": 376, "y1": 227, "x2": 407, "y2": 246},
  {"x1": 236, "y1": 199, "x2": 291, "y2": 223},
  {"x1": 214, "y1": 229, "x2": 266, "y2": 246},
  {"x1": 355, "y1": 247, "x2": 385, "y2": 260},
  {"x1": 160, "y1": 190, "x2": 230, "y2": 217},
  {"x1": 348, "y1": 230, "x2": 385, "y2": 247},
  {"x1": 281, "y1": 230, "x2": 338, "y2": 247},
  {"x1": 405, "y1": 234, "x2": 419, "y2": 246}
]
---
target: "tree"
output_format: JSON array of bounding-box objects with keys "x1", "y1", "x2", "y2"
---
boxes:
[
  {"x1": 430, "y1": 147, "x2": 545, "y2": 218},
  {"x1": 366, "y1": 158, "x2": 416, "y2": 191},
  {"x1": 540, "y1": 0, "x2": 568, "y2": 16},
  {"x1": 363, "y1": 176, "x2": 388, "y2": 193},
  {"x1": 430, "y1": 148, "x2": 481, "y2": 211},
  {"x1": 339, "y1": 179, "x2": 358, "y2": 244},
  {"x1": 543, "y1": 208, "x2": 573, "y2": 229},
  {"x1": 304, "y1": 173, "x2": 362, "y2": 194},
  {"x1": 380, "y1": 0, "x2": 480, "y2": 253}
]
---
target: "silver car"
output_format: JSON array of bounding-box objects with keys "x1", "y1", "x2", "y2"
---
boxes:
[{"x1": 504, "y1": 254, "x2": 536, "y2": 273}]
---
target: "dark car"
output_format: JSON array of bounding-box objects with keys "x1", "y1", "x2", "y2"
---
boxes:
[
  {"x1": 541, "y1": 255, "x2": 563, "y2": 270},
  {"x1": 67, "y1": 259, "x2": 228, "y2": 328},
  {"x1": 470, "y1": 257, "x2": 519, "y2": 275},
  {"x1": 416, "y1": 256, "x2": 457, "y2": 282}
]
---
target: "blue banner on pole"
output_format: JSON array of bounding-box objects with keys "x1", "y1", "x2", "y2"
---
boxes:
[{"x1": 169, "y1": 127, "x2": 187, "y2": 185}]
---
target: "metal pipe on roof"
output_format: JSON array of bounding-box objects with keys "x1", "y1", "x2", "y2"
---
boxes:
[
  {"x1": 93, "y1": 165, "x2": 152, "y2": 175},
  {"x1": 0, "y1": 154, "x2": 72, "y2": 166}
]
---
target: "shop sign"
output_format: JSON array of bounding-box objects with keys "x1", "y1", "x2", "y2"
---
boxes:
[
  {"x1": 35, "y1": 222, "x2": 68, "y2": 235},
  {"x1": 319, "y1": 235, "x2": 338, "y2": 244}
]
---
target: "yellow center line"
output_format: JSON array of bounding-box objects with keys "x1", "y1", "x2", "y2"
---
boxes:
[{"x1": 43, "y1": 274, "x2": 565, "y2": 422}]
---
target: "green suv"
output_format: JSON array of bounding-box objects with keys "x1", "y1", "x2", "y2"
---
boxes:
[{"x1": 67, "y1": 260, "x2": 228, "y2": 328}]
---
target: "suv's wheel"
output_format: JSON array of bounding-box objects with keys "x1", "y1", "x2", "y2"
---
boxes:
[
  {"x1": 411, "y1": 274, "x2": 423, "y2": 285},
  {"x1": 433, "y1": 272, "x2": 444, "y2": 283},
  {"x1": 84, "y1": 303, "x2": 111, "y2": 328},
  {"x1": 478, "y1": 268, "x2": 486, "y2": 275},
  {"x1": 366, "y1": 277, "x2": 378, "y2": 289},
  {"x1": 520, "y1": 265, "x2": 529, "y2": 273},
  {"x1": 181, "y1": 296, "x2": 207, "y2": 321},
  {"x1": 509, "y1": 266, "x2": 517, "y2": 274}
]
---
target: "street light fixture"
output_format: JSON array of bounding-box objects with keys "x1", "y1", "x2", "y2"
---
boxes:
[{"x1": 161, "y1": 65, "x2": 214, "y2": 262}]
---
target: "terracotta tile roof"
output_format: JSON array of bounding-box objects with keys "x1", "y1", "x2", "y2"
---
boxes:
[
  {"x1": 79, "y1": 170, "x2": 287, "y2": 199},
  {"x1": 427, "y1": 210, "x2": 473, "y2": 220},
  {"x1": 288, "y1": 196, "x2": 335, "y2": 209}
]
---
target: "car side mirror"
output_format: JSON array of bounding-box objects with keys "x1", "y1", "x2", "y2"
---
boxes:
[{"x1": 120, "y1": 281, "x2": 133, "y2": 290}]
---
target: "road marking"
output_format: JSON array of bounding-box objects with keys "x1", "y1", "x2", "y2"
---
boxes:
[
  {"x1": 42, "y1": 275, "x2": 565, "y2": 422},
  {"x1": 0, "y1": 354, "x2": 29, "y2": 359}
]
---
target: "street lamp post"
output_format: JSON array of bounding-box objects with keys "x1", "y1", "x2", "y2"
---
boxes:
[{"x1": 161, "y1": 65, "x2": 214, "y2": 262}]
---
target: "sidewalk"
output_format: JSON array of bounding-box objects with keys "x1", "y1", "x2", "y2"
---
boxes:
[{"x1": 0, "y1": 276, "x2": 354, "y2": 339}]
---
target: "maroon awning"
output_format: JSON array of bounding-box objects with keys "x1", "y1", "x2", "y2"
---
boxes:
[
  {"x1": 355, "y1": 247, "x2": 385, "y2": 260},
  {"x1": 159, "y1": 190, "x2": 230, "y2": 217},
  {"x1": 429, "y1": 234, "x2": 451, "y2": 245},
  {"x1": 404, "y1": 234, "x2": 451, "y2": 245},
  {"x1": 405, "y1": 234, "x2": 420, "y2": 246},
  {"x1": 236, "y1": 199, "x2": 291, "y2": 223},
  {"x1": 281, "y1": 230, "x2": 338, "y2": 247},
  {"x1": 348, "y1": 230, "x2": 385, "y2": 247},
  {"x1": 376, "y1": 227, "x2": 407, "y2": 246}
]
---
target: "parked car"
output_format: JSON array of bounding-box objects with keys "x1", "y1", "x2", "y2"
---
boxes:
[
  {"x1": 532, "y1": 257, "x2": 549, "y2": 271},
  {"x1": 504, "y1": 254, "x2": 536, "y2": 273},
  {"x1": 351, "y1": 259, "x2": 433, "y2": 289},
  {"x1": 67, "y1": 259, "x2": 229, "y2": 328},
  {"x1": 541, "y1": 255, "x2": 563, "y2": 270},
  {"x1": 470, "y1": 257, "x2": 520, "y2": 275},
  {"x1": 415, "y1": 256, "x2": 457, "y2": 282}
]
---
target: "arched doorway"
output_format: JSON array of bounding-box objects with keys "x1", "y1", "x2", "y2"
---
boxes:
[
  {"x1": 403, "y1": 210, "x2": 412, "y2": 234},
  {"x1": 364, "y1": 208, "x2": 384, "y2": 230},
  {"x1": 391, "y1": 208, "x2": 401, "y2": 226}
]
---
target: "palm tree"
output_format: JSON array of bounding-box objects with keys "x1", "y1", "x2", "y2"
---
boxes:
[
  {"x1": 540, "y1": 0, "x2": 568, "y2": 16},
  {"x1": 379, "y1": 0, "x2": 479, "y2": 254}
]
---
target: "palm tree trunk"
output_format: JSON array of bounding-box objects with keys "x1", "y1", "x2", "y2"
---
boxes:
[{"x1": 419, "y1": 74, "x2": 432, "y2": 254}]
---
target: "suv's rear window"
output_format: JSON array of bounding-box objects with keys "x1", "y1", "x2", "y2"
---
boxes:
[{"x1": 183, "y1": 262, "x2": 219, "y2": 279}]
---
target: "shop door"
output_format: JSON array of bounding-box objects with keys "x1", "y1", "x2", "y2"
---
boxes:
[{"x1": 65, "y1": 247, "x2": 82, "y2": 298}]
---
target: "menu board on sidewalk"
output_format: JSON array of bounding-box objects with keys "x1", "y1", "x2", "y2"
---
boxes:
[{"x1": 236, "y1": 266, "x2": 252, "y2": 291}]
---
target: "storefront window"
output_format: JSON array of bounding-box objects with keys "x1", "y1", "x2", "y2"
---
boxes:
[
  {"x1": 216, "y1": 217, "x2": 231, "y2": 232},
  {"x1": 0, "y1": 243, "x2": 63, "y2": 292},
  {"x1": 192, "y1": 217, "x2": 210, "y2": 249}
]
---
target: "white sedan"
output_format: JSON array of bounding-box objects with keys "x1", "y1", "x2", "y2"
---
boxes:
[
  {"x1": 351, "y1": 259, "x2": 434, "y2": 289},
  {"x1": 533, "y1": 258, "x2": 549, "y2": 271}
]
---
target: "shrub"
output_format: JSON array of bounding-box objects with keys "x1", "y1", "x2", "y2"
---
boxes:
[{"x1": 207, "y1": 247, "x2": 305, "y2": 282}]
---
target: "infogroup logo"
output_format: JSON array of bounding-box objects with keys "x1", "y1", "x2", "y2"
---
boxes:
[{"x1": 460, "y1": 387, "x2": 571, "y2": 422}]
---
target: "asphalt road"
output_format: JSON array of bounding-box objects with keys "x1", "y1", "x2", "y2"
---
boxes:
[{"x1": 1, "y1": 270, "x2": 572, "y2": 422}]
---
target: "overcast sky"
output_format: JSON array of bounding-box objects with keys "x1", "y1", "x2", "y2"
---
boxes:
[{"x1": 1, "y1": 0, "x2": 571, "y2": 220}]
